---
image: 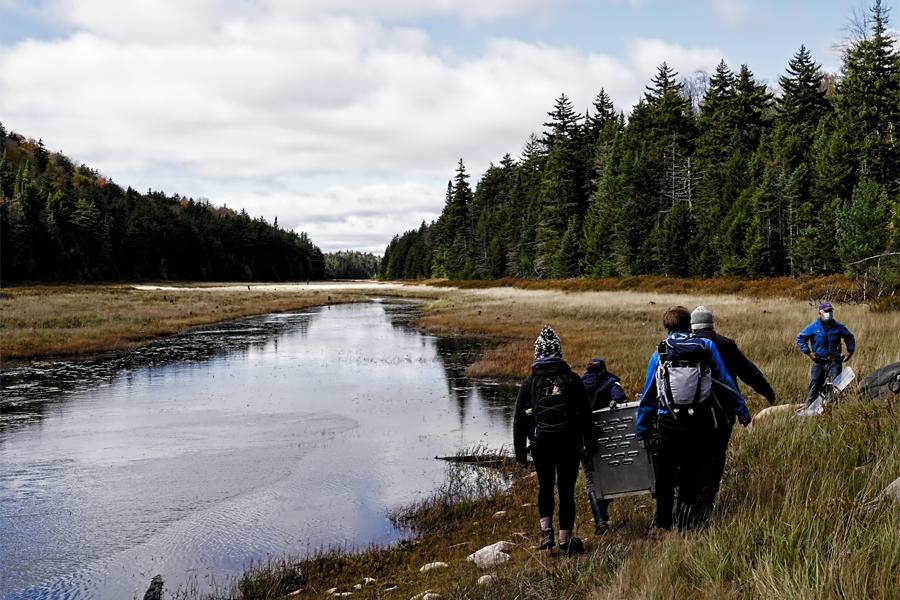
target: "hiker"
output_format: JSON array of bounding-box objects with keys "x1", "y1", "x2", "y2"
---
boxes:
[
  {"x1": 636, "y1": 306, "x2": 751, "y2": 532},
  {"x1": 514, "y1": 326, "x2": 598, "y2": 555},
  {"x1": 580, "y1": 358, "x2": 628, "y2": 535},
  {"x1": 691, "y1": 305, "x2": 776, "y2": 517},
  {"x1": 796, "y1": 302, "x2": 855, "y2": 406}
]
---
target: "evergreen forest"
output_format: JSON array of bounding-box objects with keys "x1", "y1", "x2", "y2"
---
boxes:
[
  {"x1": 380, "y1": 3, "x2": 900, "y2": 281},
  {"x1": 324, "y1": 251, "x2": 381, "y2": 279},
  {"x1": 0, "y1": 128, "x2": 324, "y2": 282}
]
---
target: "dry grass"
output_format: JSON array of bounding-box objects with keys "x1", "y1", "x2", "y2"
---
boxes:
[
  {"x1": 0, "y1": 282, "x2": 448, "y2": 363},
  {"x1": 411, "y1": 287, "x2": 900, "y2": 410}
]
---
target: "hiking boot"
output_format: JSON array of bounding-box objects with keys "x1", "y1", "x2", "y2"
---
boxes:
[
  {"x1": 536, "y1": 528, "x2": 555, "y2": 550},
  {"x1": 559, "y1": 537, "x2": 585, "y2": 556},
  {"x1": 594, "y1": 521, "x2": 610, "y2": 536}
]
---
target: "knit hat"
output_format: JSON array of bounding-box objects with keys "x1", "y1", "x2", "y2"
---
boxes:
[
  {"x1": 585, "y1": 358, "x2": 607, "y2": 373},
  {"x1": 534, "y1": 325, "x2": 562, "y2": 360},
  {"x1": 691, "y1": 305, "x2": 714, "y2": 331}
]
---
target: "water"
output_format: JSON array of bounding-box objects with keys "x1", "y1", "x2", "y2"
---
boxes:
[{"x1": 0, "y1": 300, "x2": 517, "y2": 599}]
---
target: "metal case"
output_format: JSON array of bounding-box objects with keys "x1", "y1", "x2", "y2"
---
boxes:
[{"x1": 590, "y1": 401, "x2": 656, "y2": 499}]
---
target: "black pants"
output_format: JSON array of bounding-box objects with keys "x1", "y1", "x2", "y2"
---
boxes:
[
  {"x1": 654, "y1": 410, "x2": 712, "y2": 530},
  {"x1": 531, "y1": 439, "x2": 582, "y2": 530},
  {"x1": 696, "y1": 416, "x2": 733, "y2": 518}
]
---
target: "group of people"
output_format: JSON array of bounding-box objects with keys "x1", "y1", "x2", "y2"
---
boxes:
[{"x1": 513, "y1": 302, "x2": 856, "y2": 554}]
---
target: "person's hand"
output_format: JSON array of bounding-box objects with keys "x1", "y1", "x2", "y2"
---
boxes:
[
  {"x1": 809, "y1": 352, "x2": 818, "y2": 361},
  {"x1": 842, "y1": 353, "x2": 851, "y2": 363}
]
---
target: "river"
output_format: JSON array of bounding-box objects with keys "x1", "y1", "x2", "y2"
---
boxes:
[{"x1": 0, "y1": 299, "x2": 517, "y2": 599}]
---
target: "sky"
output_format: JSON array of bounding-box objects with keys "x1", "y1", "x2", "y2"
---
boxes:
[{"x1": 0, "y1": 0, "x2": 886, "y2": 254}]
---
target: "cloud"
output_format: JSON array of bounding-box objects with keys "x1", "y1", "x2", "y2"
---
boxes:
[
  {"x1": 1, "y1": 3, "x2": 726, "y2": 254},
  {"x1": 709, "y1": 0, "x2": 765, "y2": 30}
]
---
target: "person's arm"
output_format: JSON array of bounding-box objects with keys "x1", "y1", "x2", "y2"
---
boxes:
[
  {"x1": 731, "y1": 343, "x2": 776, "y2": 405},
  {"x1": 636, "y1": 354, "x2": 659, "y2": 443},
  {"x1": 796, "y1": 324, "x2": 812, "y2": 356},
  {"x1": 842, "y1": 324, "x2": 856, "y2": 360},
  {"x1": 513, "y1": 376, "x2": 532, "y2": 465},
  {"x1": 609, "y1": 379, "x2": 629, "y2": 405},
  {"x1": 705, "y1": 339, "x2": 752, "y2": 424}
]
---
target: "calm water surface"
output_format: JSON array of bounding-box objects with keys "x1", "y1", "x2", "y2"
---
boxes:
[{"x1": 0, "y1": 300, "x2": 516, "y2": 599}]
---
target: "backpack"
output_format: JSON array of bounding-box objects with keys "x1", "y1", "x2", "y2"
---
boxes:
[
  {"x1": 527, "y1": 373, "x2": 571, "y2": 438},
  {"x1": 655, "y1": 336, "x2": 712, "y2": 413}
]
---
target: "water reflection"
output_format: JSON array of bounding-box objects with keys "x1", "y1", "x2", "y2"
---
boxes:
[{"x1": 0, "y1": 300, "x2": 516, "y2": 600}]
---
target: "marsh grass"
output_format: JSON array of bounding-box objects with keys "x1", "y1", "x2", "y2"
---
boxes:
[{"x1": 0, "y1": 283, "x2": 449, "y2": 363}]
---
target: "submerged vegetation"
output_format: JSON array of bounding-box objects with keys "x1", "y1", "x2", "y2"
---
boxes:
[{"x1": 381, "y1": 3, "x2": 900, "y2": 284}]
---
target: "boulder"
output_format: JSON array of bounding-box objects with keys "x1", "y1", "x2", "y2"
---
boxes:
[
  {"x1": 859, "y1": 362, "x2": 900, "y2": 401},
  {"x1": 467, "y1": 541, "x2": 513, "y2": 569},
  {"x1": 419, "y1": 562, "x2": 449, "y2": 573}
]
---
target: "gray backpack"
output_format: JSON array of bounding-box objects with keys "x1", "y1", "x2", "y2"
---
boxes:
[{"x1": 655, "y1": 337, "x2": 712, "y2": 411}]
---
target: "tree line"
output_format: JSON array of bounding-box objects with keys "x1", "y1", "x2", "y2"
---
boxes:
[
  {"x1": 0, "y1": 128, "x2": 324, "y2": 282},
  {"x1": 324, "y1": 251, "x2": 381, "y2": 279},
  {"x1": 380, "y1": 2, "x2": 900, "y2": 281}
]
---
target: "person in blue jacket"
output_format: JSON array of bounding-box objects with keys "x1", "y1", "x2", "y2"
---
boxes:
[
  {"x1": 796, "y1": 302, "x2": 856, "y2": 406},
  {"x1": 581, "y1": 358, "x2": 628, "y2": 534},
  {"x1": 636, "y1": 306, "x2": 751, "y2": 532}
]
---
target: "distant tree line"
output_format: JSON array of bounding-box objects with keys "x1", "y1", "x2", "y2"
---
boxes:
[
  {"x1": 382, "y1": 2, "x2": 900, "y2": 281},
  {"x1": 324, "y1": 250, "x2": 381, "y2": 279},
  {"x1": 0, "y1": 128, "x2": 324, "y2": 282}
]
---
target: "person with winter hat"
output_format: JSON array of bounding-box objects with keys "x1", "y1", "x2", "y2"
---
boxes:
[
  {"x1": 514, "y1": 326, "x2": 597, "y2": 555},
  {"x1": 580, "y1": 358, "x2": 628, "y2": 534},
  {"x1": 796, "y1": 302, "x2": 855, "y2": 406},
  {"x1": 691, "y1": 305, "x2": 775, "y2": 517}
]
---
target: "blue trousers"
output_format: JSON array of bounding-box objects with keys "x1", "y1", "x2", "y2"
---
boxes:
[{"x1": 806, "y1": 359, "x2": 842, "y2": 405}]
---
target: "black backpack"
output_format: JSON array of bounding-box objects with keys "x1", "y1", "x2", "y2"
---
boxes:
[{"x1": 528, "y1": 373, "x2": 571, "y2": 438}]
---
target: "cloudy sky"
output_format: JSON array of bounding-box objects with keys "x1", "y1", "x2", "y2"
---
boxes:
[{"x1": 0, "y1": 0, "x2": 869, "y2": 253}]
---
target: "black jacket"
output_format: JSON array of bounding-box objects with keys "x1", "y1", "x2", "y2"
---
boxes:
[
  {"x1": 694, "y1": 329, "x2": 776, "y2": 412},
  {"x1": 582, "y1": 369, "x2": 628, "y2": 411},
  {"x1": 513, "y1": 357, "x2": 598, "y2": 464}
]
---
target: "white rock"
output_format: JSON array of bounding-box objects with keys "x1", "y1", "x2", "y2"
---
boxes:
[
  {"x1": 337, "y1": 594, "x2": 353, "y2": 598},
  {"x1": 353, "y1": 584, "x2": 363, "y2": 590},
  {"x1": 467, "y1": 541, "x2": 513, "y2": 569},
  {"x1": 363, "y1": 577, "x2": 377, "y2": 584},
  {"x1": 423, "y1": 595, "x2": 442, "y2": 600},
  {"x1": 409, "y1": 591, "x2": 432, "y2": 600},
  {"x1": 492, "y1": 510, "x2": 507, "y2": 519},
  {"x1": 383, "y1": 585, "x2": 399, "y2": 592},
  {"x1": 478, "y1": 575, "x2": 497, "y2": 586},
  {"x1": 419, "y1": 562, "x2": 449, "y2": 573},
  {"x1": 863, "y1": 475, "x2": 900, "y2": 512},
  {"x1": 326, "y1": 588, "x2": 338, "y2": 595}
]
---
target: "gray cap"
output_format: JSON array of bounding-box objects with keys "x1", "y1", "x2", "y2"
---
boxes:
[{"x1": 691, "y1": 305, "x2": 714, "y2": 330}]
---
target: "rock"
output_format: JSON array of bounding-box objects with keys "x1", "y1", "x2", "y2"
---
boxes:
[
  {"x1": 862, "y1": 475, "x2": 900, "y2": 512},
  {"x1": 467, "y1": 541, "x2": 513, "y2": 569},
  {"x1": 383, "y1": 585, "x2": 399, "y2": 592},
  {"x1": 326, "y1": 588, "x2": 339, "y2": 595},
  {"x1": 751, "y1": 404, "x2": 802, "y2": 426},
  {"x1": 859, "y1": 362, "x2": 900, "y2": 401},
  {"x1": 477, "y1": 575, "x2": 497, "y2": 586},
  {"x1": 492, "y1": 510, "x2": 507, "y2": 519},
  {"x1": 353, "y1": 584, "x2": 363, "y2": 590},
  {"x1": 423, "y1": 595, "x2": 442, "y2": 600},
  {"x1": 521, "y1": 503, "x2": 534, "y2": 507},
  {"x1": 409, "y1": 591, "x2": 433, "y2": 600},
  {"x1": 143, "y1": 575, "x2": 164, "y2": 600},
  {"x1": 285, "y1": 591, "x2": 302, "y2": 598},
  {"x1": 363, "y1": 577, "x2": 377, "y2": 584},
  {"x1": 419, "y1": 562, "x2": 449, "y2": 572}
]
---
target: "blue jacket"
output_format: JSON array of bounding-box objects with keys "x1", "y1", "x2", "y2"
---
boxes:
[
  {"x1": 581, "y1": 369, "x2": 628, "y2": 411},
  {"x1": 796, "y1": 319, "x2": 855, "y2": 361},
  {"x1": 636, "y1": 332, "x2": 751, "y2": 441}
]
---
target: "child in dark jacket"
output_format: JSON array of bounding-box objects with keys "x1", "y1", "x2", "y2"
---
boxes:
[
  {"x1": 581, "y1": 358, "x2": 628, "y2": 534},
  {"x1": 514, "y1": 326, "x2": 598, "y2": 555}
]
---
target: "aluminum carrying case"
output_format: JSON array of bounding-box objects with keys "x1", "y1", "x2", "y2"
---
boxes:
[{"x1": 590, "y1": 400, "x2": 656, "y2": 500}]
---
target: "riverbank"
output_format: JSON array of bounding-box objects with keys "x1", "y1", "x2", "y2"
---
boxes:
[
  {"x1": 193, "y1": 398, "x2": 899, "y2": 600},
  {"x1": 0, "y1": 282, "x2": 445, "y2": 364}
]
